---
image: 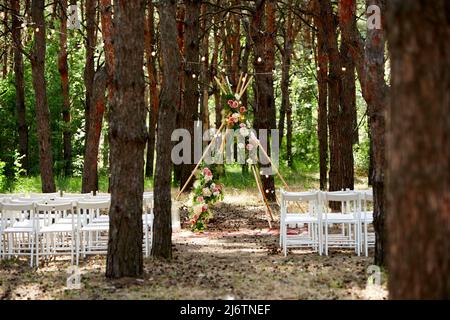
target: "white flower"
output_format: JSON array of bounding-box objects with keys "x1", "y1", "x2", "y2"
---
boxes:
[
  {"x1": 239, "y1": 127, "x2": 249, "y2": 137},
  {"x1": 193, "y1": 180, "x2": 201, "y2": 188},
  {"x1": 237, "y1": 142, "x2": 245, "y2": 149},
  {"x1": 204, "y1": 174, "x2": 212, "y2": 182},
  {"x1": 246, "y1": 158, "x2": 255, "y2": 165},
  {"x1": 193, "y1": 204, "x2": 203, "y2": 215},
  {"x1": 213, "y1": 191, "x2": 220, "y2": 197},
  {"x1": 202, "y1": 187, "x2": 212, "y2": 196},
  {"x1": 210, "y1": 183, "x2": 216, "y2": 189},
  {"x1": 232, "y1": 113, "x2": 240, "y2": 120}
]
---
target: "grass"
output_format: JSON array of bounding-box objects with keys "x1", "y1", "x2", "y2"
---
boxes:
[{"x1": 5, "y1": 164, "x2": 368, "y2": 194}]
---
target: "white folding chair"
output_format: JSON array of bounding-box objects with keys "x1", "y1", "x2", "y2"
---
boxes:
[
  {"x1": 0, "y1": 202, "x2": 37, "y2": 267},
  {"x1": 280, "y1": 189, "x2": 321, "y2": 256},
  {"x1": 321, "y1": 191, "x2": 362, "y2": 256},
  {"x1": 34, "y1": 202, "x2": 76, "y2": 266},
  {"x1": 361, "y1": 191, "x2": 374, "y2": 256},
  {"x1": 143, "y1": 192, "x2": 154, "y2": 257},
  {"x1": 76, "y1": 200, "x2": 110, "y2": 265}
]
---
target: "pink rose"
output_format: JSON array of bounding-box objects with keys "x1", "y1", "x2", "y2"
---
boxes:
[
  {"x1": 197, "y1": 196, "x2": 204, "y2": 203},
  {"x1": 203, "y1": 167, "x2": 212, "y2": 176},
  {"x1": 227, "y1": 100, "x2": 234, "y2": 107},
  {"x1": 232, "y1": 101, "x2": 239, "y2": 109},
  {"x1": 240, "y1": 123, "x2": 246, "y2": 128},
  {"x1": 240, "y1": 106, "x2": 246, "y2": 113},
  {"x1": 202, "y1": 205, "x2": 208, "y2": 212}
]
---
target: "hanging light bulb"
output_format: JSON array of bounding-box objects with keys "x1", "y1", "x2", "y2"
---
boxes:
[
  {"x1": 257, "y1": 56, "x2": 263, "y2": 63},
  {"x1": 151, "y1": 51, "x2": 156, "y2": 57},
  {"x1": 201, "y1": 56, "x2": 206, "y2": 62},
  {"x1": 35, "y1": 27, "x2": 40, "y2": 32},
  {"x1": 309, "y1": 54, "x2": 313, "y2": 59},
  {"x1": 341, "y1": 66, "x2": 347, "y2": 72},
  {"x1": 316, "y1": 67, "x2": 321, "y2": 71},
  {"x1": 192, "y1": 73, "x2": 197, "y2": 79}
]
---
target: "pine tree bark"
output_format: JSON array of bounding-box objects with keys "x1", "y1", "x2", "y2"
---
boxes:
[
  {"x1": 363, "y1": 0, "x2": 388, "y2": 266},
  {"x1": 59, "y1": 0, "x2": 72, "y2": 176},
  {"x1": 338, "y1": 0, "x2": 355, "y2": 190},
  {"x1": 199, "y1": 3, "x2": 210, "y2": 130},
  {"x1": 152, "y1": 0, "x2": 181, "y2": 260},
  {"x1": 179, "y1": 0, "x2": 200, "y2": 192},
  {"x1": 31, "y1": 0, "x2": 56, "y2": 192},
  {"x1": 318, "y1": 0, "x2": 342, "y2": 195},
  {"x1": 314, "y1": 0, "x2": 328, "y2": 190},
  {"x1": 12, "y1": 0, "x2": 29, "y2": 173},
  {"x1": 250, "y1": 0, "x2": 277, "y2": 202},
  {"x1": 84, "y1": 0, "x2": 97, "y2": 146},
  {"x1": 82, "y1": 67, "x2": 107, "y2": 193},
  {"x1": 386, "y1": 0, "x2": 450, "y2": 299},
  {"x1": 106, "y1": 0, "x2": 147, "y2": 278},
  {"x1": 145, "y1": 0, "x2": 158, "y2": 178}
]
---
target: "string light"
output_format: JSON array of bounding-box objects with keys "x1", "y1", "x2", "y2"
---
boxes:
[
  {"x1": 151, "y1": 51, "x2": 156, "y2": 57},
  {"x1": 341, "y1": 66, "x2": 346, "y2": 72},
  {"x1": 192, "y1": 73, "x2": 197, "y2": 79},
  {"x1": 316, "y1": 67, "x2": 320, "y2": 71},
  {"x1": 35, "y1": 27, "x2": 40, "y2": 32},
  {"x1": 201, "y1": 56, "x2": 206, "y2": 62},
  {"x1": 257, "y1": 57, "x2": 263, "y2": 63}
]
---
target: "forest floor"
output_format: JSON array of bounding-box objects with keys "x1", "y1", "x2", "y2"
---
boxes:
[{"x1": 0, "y1": 189, "x2": 387, "y2": 300}]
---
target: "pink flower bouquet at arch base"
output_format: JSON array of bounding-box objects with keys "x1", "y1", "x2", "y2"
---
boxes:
[{"x1": 189, "y1": 166, "x2": 224, "y2": 232}]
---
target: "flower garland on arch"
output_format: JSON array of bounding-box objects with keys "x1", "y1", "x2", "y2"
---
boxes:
[
  {"x1": 188, "y1": 74, "x2": 255, "y2": 232},
  {"x1": 189, "y1": 167, "x2": 224, "y2": 232}
]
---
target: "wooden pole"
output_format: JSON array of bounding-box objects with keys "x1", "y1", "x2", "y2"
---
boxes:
[
  {"x1": 252, "y1": 164, "x2": 274, "y2": 227},
  {"x1": 253, "y1": 137, "x2": 290, "y2": 189},
  {"x1": 176, "y1": 122, "x2": 226, "y2": 200}
]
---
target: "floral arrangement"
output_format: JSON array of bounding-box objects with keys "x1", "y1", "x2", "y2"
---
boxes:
[{"x1": 189, "y1": 167, "x2": 224, "y2": 232}]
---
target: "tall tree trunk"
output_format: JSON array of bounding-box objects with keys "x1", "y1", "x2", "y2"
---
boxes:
[
  {"x1": 31, "y1": 0, "x2": 56, "y2": 192},
  {"x1": 84, "y1": 0, "x2": 97, "y2": 147},
  {"x1": 145, "y1": 0, "x2": 158, "y2": 178},
  {"x1": 212, "y1": 16, "x2": 222, "y2": 130},
  {"x1": 59, "y1": 0, "x2": 72, "y2": 176},
  {"x1": 338, "y1": 0, "x2": 356, "y2": 190},
  {"x1": 355, "y1": 0, "x2": 388, "y2": 266},
  {"x1": 106, "y1": 0, "x2": 147, "y2": 278},
  {"x1": 199, "y1": 2, "x2": 210, "y2": 129},
  {"x1": 250, "y1": 0, "x2": 277, "y2": 202},
  {"x1": 12, "y1": 0, "x2": 29, "y2": 173},
  {"x1": 319, "y1": 0, "x2": 342, "y2": 196},
  {"x1": 386, "y1": 0, "x2": 450, "y2": 299},
  {"x1": 314, "y1": 0, "x2": 328, "y2": 190},
  {"x1": 152, "y1": 0, "x2": 181, "y2": 260},
  {"x1": 179, "y1": 0, "x2": 200, "y2": 193},
  {"x1": 173, "y1": 5, "x2": 185, "y2": 185},
  {"x1": 82, "y1": 67, "x2": 107, "y2": 193}
]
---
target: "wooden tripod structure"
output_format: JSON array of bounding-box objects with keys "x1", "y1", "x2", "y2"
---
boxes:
[{"x1": 175, "y1": 73, "x2": 292, "y2": 227}]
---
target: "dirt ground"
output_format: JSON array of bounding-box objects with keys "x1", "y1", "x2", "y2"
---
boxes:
[{"x1": 0, "y1": 190, "x2": 387, "y2": 300}]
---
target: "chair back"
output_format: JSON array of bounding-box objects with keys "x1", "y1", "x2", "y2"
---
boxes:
[
  {"x1": 0, "y1": 202, "x2": 35, "y2": 229},
  {"x1": 280, "y1": 189, "x2": 320, "y2": 217},
  {"x1": 76, "y1": 200, "x2": 110, "y2": 226},
  {"x1": 35, "y1": 202, "x2": 74, "y2": 229}
]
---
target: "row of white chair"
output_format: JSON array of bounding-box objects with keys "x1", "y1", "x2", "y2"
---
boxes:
[
  {"x1": 0, "y1": 192, "x2": 154, "y2": 267},
  {"x1": 280, "y1": 189, "x2": 374, "y2": 256}
]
